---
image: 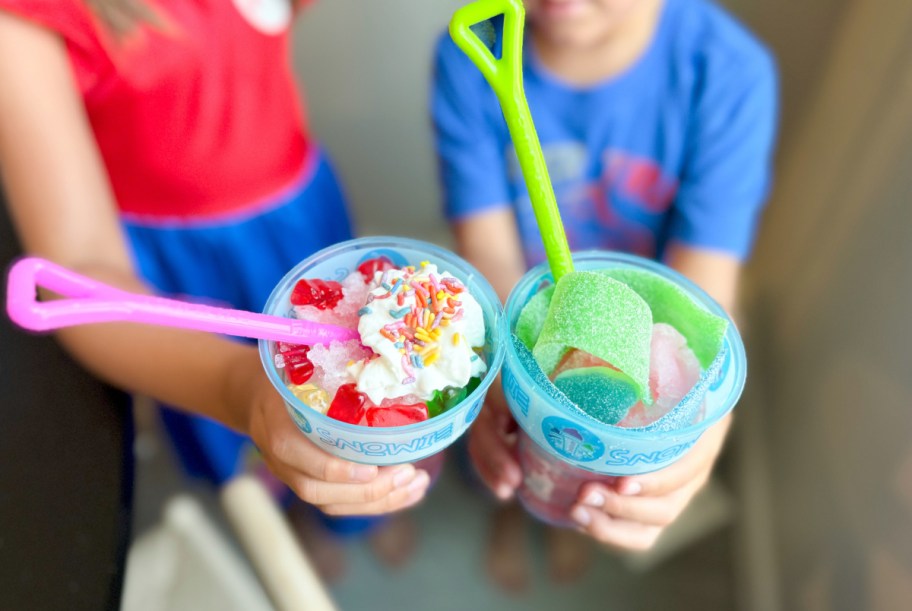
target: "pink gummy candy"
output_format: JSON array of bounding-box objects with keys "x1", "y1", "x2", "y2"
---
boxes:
[
  {"x1": 618, "y1": 323, "x2": 701, "y2": 428},
  {"x1": 366, "y1": 403, "x2": 429, "y2": 428}
]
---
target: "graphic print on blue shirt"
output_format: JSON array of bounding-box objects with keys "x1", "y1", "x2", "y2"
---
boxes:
[
  {"x1": 507, "y1": 144, "x2": 680, "y2": 265},
  {"x1": 433, "y1": 0, "x2": 779, "y2": 267}
]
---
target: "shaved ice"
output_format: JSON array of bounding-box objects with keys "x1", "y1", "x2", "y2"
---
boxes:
[{"x1": 277, "y1": 259, "x2": 487, "y2": 428}]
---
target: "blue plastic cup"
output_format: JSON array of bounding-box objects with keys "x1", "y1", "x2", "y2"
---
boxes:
[
  {"x1": 259, "y1": 237, "x2": 506, "y2": 466},
  {"x1": 502, "y1": 251, "x2": 746, "y2": 527}
]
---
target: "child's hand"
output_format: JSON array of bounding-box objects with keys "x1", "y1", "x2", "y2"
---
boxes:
[
  {"x1": 236, "y1": 356, "x2": 431, "y2": 515},
  {"x1": 467, "y1": 377, "x2": 523, "y2": 500},
  {"x1": 568, "y1": 415, "x2": 732, "y2": 551}
]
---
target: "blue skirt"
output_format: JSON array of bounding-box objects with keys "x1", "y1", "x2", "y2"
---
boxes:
[{"x1": 124, "y1": 150, "x2": 353, "y2": 485}]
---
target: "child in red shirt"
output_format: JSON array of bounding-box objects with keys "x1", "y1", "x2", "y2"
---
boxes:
[{"x1": 0, "y1": 0, "x2": 431, "y2": 541}]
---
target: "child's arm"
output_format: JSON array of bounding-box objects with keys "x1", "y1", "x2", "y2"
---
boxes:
[
  {"x1": 563, "y1": 37, "x2": 778, "y2": 549},
  {"x1": 454, "y1": 209, "x2": 526, "y2": 303},
  {"x1": 0, "y1": 12, "x2": 429, "y2": 513},
  {"x1": 665, "y1": 244, "x2": 741, "y2": 315},
  {"x1": 452, "y1": 209, "x2": 528, "y2": 499}
]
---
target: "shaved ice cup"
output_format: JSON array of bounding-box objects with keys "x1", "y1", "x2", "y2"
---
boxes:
[
  {"x1": 259, "y1": 237, "x2": 506, "y2": 466},
  {"x1": 503, "y1": 251, "x2": 746, "y2": 527}
]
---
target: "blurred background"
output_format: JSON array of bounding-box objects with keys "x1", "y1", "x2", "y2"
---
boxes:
[{"x1": 2, "y1": 0, "x2": 910, "y2": 609}]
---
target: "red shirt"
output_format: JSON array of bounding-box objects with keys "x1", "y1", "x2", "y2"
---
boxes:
[{"x1": 1, "y1": 0, "x2": 312, "y2": 219}]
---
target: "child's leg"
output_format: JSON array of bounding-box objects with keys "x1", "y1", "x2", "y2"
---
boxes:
[
  {"x1": 158, "y1": 407, "x2": 249, "y2": 484},
  {"x1": 364, "y1": 450, "x2": 445, "y2": 566},
  {"x1": 447, "y1": 436, "x2": 533, "y2": 591},
  {"x1": 487, "y1": 502, "x2": 531, "y2": 593},
  {"x1": 545, "y1": 525, "x2": 593, "y2": 583}
]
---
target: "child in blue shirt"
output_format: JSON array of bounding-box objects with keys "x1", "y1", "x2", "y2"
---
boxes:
[{"x1": 433, "y1": 0, "x2": 777, "y2": 586}]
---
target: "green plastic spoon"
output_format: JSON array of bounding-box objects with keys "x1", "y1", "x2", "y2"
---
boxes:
[
  {"x1": 449, "y1": 0, "x2": 573, "y2": 282},
  {"x1": 449, "y1": 0, "x2": 654, "y2": 403}
]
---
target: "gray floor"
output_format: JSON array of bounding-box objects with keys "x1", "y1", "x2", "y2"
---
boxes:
[{"x1": 130, "y1": 402, "x2": 736, "y2": 611}]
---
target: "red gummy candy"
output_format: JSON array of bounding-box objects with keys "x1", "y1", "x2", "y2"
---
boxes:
[
  {"x1": 290, "y1": 278, "x2": 343, "y2": 310},
  {"x1": 327, "y1": 383, "x2": 369, "y2": 425},
  {"x1": 357, "y1": 256, "x2": 395, "y2": 283},
  {"x1": 366, "y1": 403, "x2": 429, "y2": 428},
  {"x1": 277, "y1": 343, "x2": 314, "y2": 385}
]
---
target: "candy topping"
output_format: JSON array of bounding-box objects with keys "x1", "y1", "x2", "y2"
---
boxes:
[
  {"x1": 290, "y1": 278, "x2": 343, "y2": 310},
  {"x1": 354, "y1": 262, "x2": 486, "y2": 404}
]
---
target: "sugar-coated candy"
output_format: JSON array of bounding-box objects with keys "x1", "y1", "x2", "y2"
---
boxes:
[
  {"x1": 357, "y1": 256, "x2": 395, "y2": 283},
  {"x1": 290, "y1": 278, "x2": 344, "y2": 310},
  {"x1": 326, "y1": 383, "x2": 368, "y2": 424},
  {"x1": 515, "y1": 284, "x2": 554, "y2": 349},
  {"x1": 511, "y1": 334, "x2": 598, "y2": 423},
  {"x1": 532, "y1": 271, "x2": 652, "y2": 403},
  {"x1": 277, "y1": 342, "x2": 314, "y2": 385},
  {"x1": 366, "y1": 402, "x2": 429, "y2": 427},
  {"x1": 553, "y1": 366, "x2": 639, "y2": 425},
  {"x1": 600, "y1": 269, "x2": 728, "y2": 368}
]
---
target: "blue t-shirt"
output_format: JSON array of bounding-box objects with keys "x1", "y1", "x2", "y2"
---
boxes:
[{"x1": 432, "y1": 0, "x2": 778, "y2": 266}]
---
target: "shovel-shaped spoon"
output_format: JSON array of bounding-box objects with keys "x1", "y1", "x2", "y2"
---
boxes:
[
  {"x1": 6, "y1": 257, "x2": 359, "y2": 345},
  {"x1": 450, "y1": 0, "x2": 654, "y2": 407}
]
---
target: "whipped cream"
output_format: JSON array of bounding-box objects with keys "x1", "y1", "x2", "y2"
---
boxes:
[{"x1": 349, "y1": 262, "x2": 487, "y2": 404}]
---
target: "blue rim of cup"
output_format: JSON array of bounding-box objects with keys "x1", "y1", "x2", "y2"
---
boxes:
[
  {"x1": 504, "y1": 251, "x2": 748, "y2": 442},
  {"x1": 258, "y1": 236, "x2": 508, "y2": 437}
]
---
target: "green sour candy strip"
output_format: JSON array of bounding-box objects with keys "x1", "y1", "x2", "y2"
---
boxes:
[
  {"x1": 600, "y1": 269, "x2": 728, "y2": 368},
  {"x1": 532, "y1": 272, "x2": 652, "y2": 401},
  {"x1": 515, "y1": 284, "x2": 555, "y2": 349}
]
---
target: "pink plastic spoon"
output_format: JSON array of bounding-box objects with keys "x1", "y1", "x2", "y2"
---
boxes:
[{"x1": 6, "y1": 257, "x2": 359, "y2": 345}]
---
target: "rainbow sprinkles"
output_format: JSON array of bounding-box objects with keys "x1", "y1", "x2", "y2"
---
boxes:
[{"x1": 349, "y1": 261, "x2": 487, "y2": 405}]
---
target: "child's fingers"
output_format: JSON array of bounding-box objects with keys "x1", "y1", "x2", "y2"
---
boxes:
[
  {"x1": 568, "y1": 506, "x2": 663, "y2": 552},
  {"x1": 264, "y1": 422, "x2": 379, "y2": 484},
  {"x1": 575, "y1": 482, "x2": 697, "y2": 528},
  {"x1": 468, "y1": 414, "x2": 522, "y2": 499},
  {"x1": 283, "y1": 464, "x2": 423, "y2": 508},
  {"x1": 613, "y1": 452, "x2": 708, "y2": 497},
  {"x1": 319, "y1": 470, "x2": 431, "y2": 516},
  {"x1": 613, "y1": 416, "x2": 730, "y2": 497}
]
